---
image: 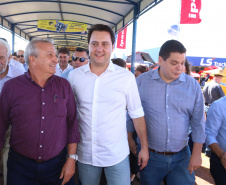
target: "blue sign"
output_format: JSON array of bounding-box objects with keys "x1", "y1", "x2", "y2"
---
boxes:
[{"x1": 187, "y1": 56, "x2": 226, "y2": 67}]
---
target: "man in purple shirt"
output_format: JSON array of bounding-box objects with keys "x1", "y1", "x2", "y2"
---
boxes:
[{"x1": 0, "y1": 38, "x2": 80, "y2": 185}]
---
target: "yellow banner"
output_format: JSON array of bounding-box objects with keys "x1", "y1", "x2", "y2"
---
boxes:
[{"x1": 37, "y1": 20, "x2": 87, "y2": 34}]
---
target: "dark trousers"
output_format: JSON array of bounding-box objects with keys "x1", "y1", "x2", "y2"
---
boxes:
[
  {"x1": 7, "y1": 147, "x2": 75, "y2": 185},
  {"x1": 210, "y1": 152, "x2": 226, "y2": 185}
]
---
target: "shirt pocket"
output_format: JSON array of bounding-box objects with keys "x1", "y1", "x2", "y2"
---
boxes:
[
  {"x1": 46, "y1": 96, "x2": 67, "y2": 117},
  {"x1": 54, "y1": 98, "x2": 67, "y2": 117}
]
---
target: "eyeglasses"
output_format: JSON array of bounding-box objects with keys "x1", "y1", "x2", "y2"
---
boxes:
[
  {"x1": 17, "y1": 55, "x2": 24, "y2": 58},
  {"x1": 72, "y1": 56, "x2": 89, "y2": 62}
]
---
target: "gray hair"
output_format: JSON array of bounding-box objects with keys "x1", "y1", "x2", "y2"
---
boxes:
[
  {"x1": 24, "y1": 38, "x2": 54, "y2": 66},
  {"x1": 0, "y1": 39, "x2": 11, "y2": 57}
]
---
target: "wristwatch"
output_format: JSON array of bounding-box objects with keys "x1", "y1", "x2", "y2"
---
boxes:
[{"x1": 67, "y1": 154, "x2": 78, "y2": 161}]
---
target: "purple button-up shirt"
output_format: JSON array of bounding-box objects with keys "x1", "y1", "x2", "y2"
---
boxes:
[{"x1": 0, "y1": 72, "x2": 80, "y2": 161}]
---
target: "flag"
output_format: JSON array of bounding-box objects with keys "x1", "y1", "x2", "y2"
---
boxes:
[
  {"x1": 180, "y1": 0, "x2": 202, "y2": 24},
  {"x1": 117, "y1": 27, "x2": 127, "y2": 49}
]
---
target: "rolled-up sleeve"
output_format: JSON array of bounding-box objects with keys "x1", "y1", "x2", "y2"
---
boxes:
[
  {"x1": 126, "y1": 75, "x2": 144, "y2": 119},
  {"x1": 191, "y1": 83, "x2": 206, "y2": 143},
  {"x1": 205, "y1": 102, "x2": 221, "y2": 147}
]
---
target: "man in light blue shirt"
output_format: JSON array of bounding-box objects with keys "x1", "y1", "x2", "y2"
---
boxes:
[
  {"x1": 205, "y1": 96, "x2": 226, "y2": 185},
  {"x1": 60, "y1": 47, "x2": 89, "y2": 80},
  {"x1": 127, "y1": 40, "x2": 206, "y2": 185}
]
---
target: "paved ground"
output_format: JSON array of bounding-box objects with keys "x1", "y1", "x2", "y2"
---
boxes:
[{"x1": 0, "y1": 153, "x2": 215, "y2": 185}]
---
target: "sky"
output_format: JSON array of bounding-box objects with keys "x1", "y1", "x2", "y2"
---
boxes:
[
  {"x1": 114, "y1": 0, "x2": 226, "y2": 61},
  {"x1": 0, "y1": 26, "x2": 29, "y2": 51}
]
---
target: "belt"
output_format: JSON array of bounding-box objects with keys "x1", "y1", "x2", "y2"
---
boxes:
[{"x1": 149, "y1": 145, "x2": 187, "y2": 156}]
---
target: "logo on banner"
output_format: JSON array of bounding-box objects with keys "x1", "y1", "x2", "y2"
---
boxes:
[
  {"x1": 37, "y1": 20, "x2": 87, "y2": 34},
  {"x1": 117, "y1": 28, "x2": 127, "y2": 49},
  {"x1": 180, "y1": 0, "x2": 202, "y2": 24},
  {"x1": 200, "y1": 58, "x2": 226, "y2": 67}
]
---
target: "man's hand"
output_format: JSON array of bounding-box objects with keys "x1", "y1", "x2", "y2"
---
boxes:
[
  {"x1": 128, "y1": 132, "x2": 137, "y2": 156},
  {"x1": 131, "y1": 116, "x2": 149, "y2": 170},
  {"x1": 138, "y1": 148, "x2": 149, "y2": 170},
  {"x1": 187, "y1": 143, "x2": 203, "y2": 174},
  {"x1": 220, "y1": 152, "x2": 226, "y2": 169},
  {"x1": 60, "y1": 158, "x2": 76, "y2": 185}
]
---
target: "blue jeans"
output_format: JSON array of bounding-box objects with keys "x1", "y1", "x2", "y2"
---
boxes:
[
  {"x1": 210, "y1": 152, "x2": 226, "y2": 185},
  {"x1": 7, "y1": 147, "x2": 75, "y2": 185},
  {"x1": 138, "y1": 145, "x2": 195, "y2": 185},
  {"x1": 77, "y1": 156, "x2": 130, "y2": 185}
]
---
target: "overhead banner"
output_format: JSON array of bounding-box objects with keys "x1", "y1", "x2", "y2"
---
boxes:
[
  {"x1": 117, "y1": 28, "x2": 127, "y2": 49},
  {"x1": 37, "y1": 20, "x2": 87, "y2": 34},
  {"x1": 180, "y1": 0, "x2": 202, "y2": 24},
  {"x1": 187, "y1": 56, "x2": 226, "y2": 67}
]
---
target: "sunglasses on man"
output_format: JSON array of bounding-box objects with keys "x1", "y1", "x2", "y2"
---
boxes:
[
  {"x1": 17, "y1": 55, "x2": 24, "y2": 58},
  {"x1": 72, "y1": 56, "x2": 89, "y2": 62}
]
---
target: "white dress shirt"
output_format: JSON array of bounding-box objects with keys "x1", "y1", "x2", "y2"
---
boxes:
[
  {"x1": 68, "y1": 61, "x2": 144, "y2": 166},
  {"x1": 0, "y1": 64, "x2": 24, "y2": 93},
  {"x1": 9, "y1": 59, "x2": 25, "y2": 73},
  {"x1": 55, "y1": 63, "x2": 73, "y2": 76}
]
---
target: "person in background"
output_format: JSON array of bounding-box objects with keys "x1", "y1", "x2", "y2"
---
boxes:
[
  {"x1": 55, "y1": 47, "x2": 73, "y2": 76},
  {"x1": 111, "y1": 58, "x2": 126, "y2": 68},
  {"x1": 0, "y1": 38, "x2": 80, "y2": 185},
  {"x1": 205, "y1": 96, "x2": 226, "y2": 185},
  {"x1": 11, "y1": 52, "x2": 18, "y2": 61},
  {"x1": 60, "y1": 47, "x2": 89, "y2": 80},
  {"x1": 17, "y1": 50, "x2": 28, "y2": 71},
  {"x1": 135, "y1": 65, "x2": 148, "y2": 78},
  {"x1": 183, "y1": 58, "x2": 191, "y2": 75},
  {"x1": 203, "y1": 71, "x2": 225, "y2": 114}
]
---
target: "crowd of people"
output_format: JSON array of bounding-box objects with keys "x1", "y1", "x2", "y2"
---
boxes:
[{"x1": 0, "y1": 23, "x2": 225, "y2": 185}]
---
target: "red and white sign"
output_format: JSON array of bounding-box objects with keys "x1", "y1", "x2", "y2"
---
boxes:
[
  {"x1": 117, "y1": 28, "x2": 127, "y2": 49},
  {"x1": 180, "y1": 0, "x2": 202, "y2": 24}
]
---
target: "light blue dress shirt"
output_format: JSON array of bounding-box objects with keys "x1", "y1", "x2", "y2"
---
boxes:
[
  {"x1": 127, "y1": 69, "x2": 206, "y2": 152},
  {"x1": 23, "y1": 63, "x2": 29, "y2": 72},
  {"x1": 205, "y1": 96, "x2": 226, "y2": 152},
  {"x1": 60, "y1": 69, "x2": 73, "y2": 80}
]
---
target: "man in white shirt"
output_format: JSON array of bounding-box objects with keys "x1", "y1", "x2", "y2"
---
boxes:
[
  {"x1": 0, "y1": 39, "x2": 24, "y2": 185},
  {"x1": 55, "y1": 47, "x2": 73, "y2": 76},
  {"x1": 68, "y1": 24, "x2": 149, "y2": 185}
]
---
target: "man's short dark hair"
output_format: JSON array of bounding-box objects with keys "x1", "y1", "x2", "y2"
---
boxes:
[
  {"x1": 111, "y1": 58, "x2": 126, "y2": 68},
  {"x1": 88, "y1": 24, "x2": 115, "y2": 45},
  {"x1": 136, "y1": 65, "x2": 148, "y2": 73},
  {"x1": 75, "y1": 47, "x2": 89, "y2": 56},
  {"x1": 159, "y1": 40, "x2": 186, "y2": 61},
  {"x1": 58, "y1": 47, "x2": 70, "y2": 56},
  {"x1": 12, "y1": 52, "x2": 17, "y2": 56}
]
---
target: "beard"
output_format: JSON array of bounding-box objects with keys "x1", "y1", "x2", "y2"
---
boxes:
[{"x1": 0, "y1": 62, "x2": 8, "y2": 75}]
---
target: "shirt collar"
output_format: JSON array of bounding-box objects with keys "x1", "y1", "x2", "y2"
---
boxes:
[
  {"x1": 150, "y1": 68, "x2": 186, "y2": 82},
  {"x1": 83, "y1": 61, "x2": 115, "y2": 73},
  {"x1": 25, "y1": 70, "x2": 55, "y2": 85}
]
